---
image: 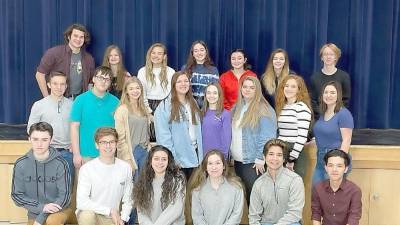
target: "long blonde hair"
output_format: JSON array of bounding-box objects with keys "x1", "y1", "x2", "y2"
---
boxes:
[
  {"x1": 102, "y1": 45, "x2": 128, "y2": 91},
  {"x1": 274, "y1": 74, "x2": 312, "y2": 117},
  {"x1": 261, "y1": 48, "x2": 290, "y2": 95},
  {"x1": 145, "y1": 43, "x2": 169, "y2": 90},
  {"x1": 119, "y1": 77, "x2": 148, "y2": 117},
  {"x1": 232, "y1": 76, "x2": 273, "y2": 128}
]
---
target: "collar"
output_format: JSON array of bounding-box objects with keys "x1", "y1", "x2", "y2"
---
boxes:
[{"x1": 323, "y1": 178, "x2": 348, "y2": 193}]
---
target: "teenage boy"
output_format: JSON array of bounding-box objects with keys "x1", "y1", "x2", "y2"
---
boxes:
[
  {"x1": 312, "y1": 149, "x2": 362, "y2": 225},
  {"x1": 27, "y1": 71, "x2": 74, "y2": 177},
  {"x1": 249, "y1": 139, "x2": 304, "y2": 225},
  {"x1": 36, "y1": 23, "x2": 95, "y2": 98},
  {"x1": 76, "y1": 127, "x2": 133, "y2": 225},
  {"x1": 70, "y1": 66, "x2": 119, "y2": 168},
  {"x1": 11, "y1": 122, "x2": 72, "y2": 225}
]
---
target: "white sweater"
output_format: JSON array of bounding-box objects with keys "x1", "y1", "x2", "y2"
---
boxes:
[
  {"x1": 137, "y1": 66, "x2": 175, "y2": 100},
  {"x1": 76, "y1": 158, "x2": 133, "y2": 222}
]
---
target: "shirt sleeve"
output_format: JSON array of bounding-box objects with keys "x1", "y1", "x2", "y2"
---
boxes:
[
  {"x1": 27, "y1": 101, "x2": 42, "y2": 133},
  {"x1": 137, "y1": 68, "x2": 152, "y2": 113},
  {"x1": 255, "y1": 109, "x2": 277, "y2": 164},
  {"x1": 53, "y1": 159, "x2": 72, "y2": 209},
  {"x1": 341, "y1": 71, "x2": 352, "y2": 108},
  {"x1": 338, "y1": 108, "x2": 354, "y2": 129},
  {"x1": 120, "y1": 166, "x2": 134, "y2": 222},
  {"x1": 37, "y1": 48, "x2": 56, "y2": 75},
  {"x1": 290, "y1": 103, "x2": 312, "y2": 160},
  {"x1": 248, "y1": 181, "x2": 263, "y2": 225},
  {"x1": 191, "y1": 190, "x2": 209, "y2": 225},
  {"x1": 347, "y1": 186, "x2": 362, "y2": 225},
  {"x1": 311, "y1": 185, "x2": 322, "y2": 222},
  {"x1": 221, "y1": 111, "x2": 232, "y2": 159},
  {"x1": 154, "y1": 101, "x2": 175, "y2": 160},
  {"x1": 275, "y1": 177, "x2": 304, "y2": 225},
  {"x1": 69, "y1": 96, "x2": 83, "y2": 122}
]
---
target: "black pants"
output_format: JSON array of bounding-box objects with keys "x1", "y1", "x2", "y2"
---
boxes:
[
  {"x1": 148, "y1": 99, "x2": 162, "y2": 142},
  {"x1": 234, "y1": 161, "x2": 261, "y2": 203}
]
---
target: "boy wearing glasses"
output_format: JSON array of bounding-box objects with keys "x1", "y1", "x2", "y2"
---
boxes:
[
  {"x1": 27, "y1": 71, "x2": 74, "y2": 178},
  {"x1": 70, "y1": 66, "x2": 119, "y2": 168},
  {"x1": 311, "y1": 149, "x2": 362, "y2": 225},
  {"x1": 76, "y1": 127, "x2": 133, "y2": 225}
]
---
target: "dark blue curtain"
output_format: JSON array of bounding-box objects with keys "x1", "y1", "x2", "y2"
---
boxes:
[{"x1": 1, "y1": 0, "x2": 399, "y2": 128}]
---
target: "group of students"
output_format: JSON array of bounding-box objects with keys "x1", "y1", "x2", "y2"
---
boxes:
[{"x1": 11, "y1": 23, "x2": 362, "y2": 225}]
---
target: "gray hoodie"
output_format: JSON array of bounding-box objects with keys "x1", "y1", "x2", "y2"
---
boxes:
[{"x1": 11, "y1": 147, "x2": 72, "y2": 224}]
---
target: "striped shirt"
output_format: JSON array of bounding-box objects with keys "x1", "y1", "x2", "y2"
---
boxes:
[{"x1": 278, "y1": 101, "x2": 311, "y2": 160}]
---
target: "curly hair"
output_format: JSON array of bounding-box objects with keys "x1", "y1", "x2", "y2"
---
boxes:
[
  {"x1": 132, "y1": 145, "x2": 186, "y2": 216},
  {"x1": 274, "y1": 74, "x2": 312, "y2": 117}
]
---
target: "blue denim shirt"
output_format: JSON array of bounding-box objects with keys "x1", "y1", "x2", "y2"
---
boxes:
[
  {"x1": 241, "y1": 105, "x2": 277, "y2": 164},
  {"x1": 154, "y1": 98, "x2": 203, "y2": 168}
]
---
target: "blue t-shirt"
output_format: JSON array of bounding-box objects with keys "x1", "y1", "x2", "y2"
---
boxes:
[
  {"x1": 313, "y1": 107, "x2": 354, "y2": 152},
  {"x1": 70, "y1": 90, "x2": 119, "y2": 157}
]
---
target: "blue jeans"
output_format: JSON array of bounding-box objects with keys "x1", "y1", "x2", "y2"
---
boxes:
[
  {"x1": 128, "y1": 145, "x2": 149, "y2": 225},
  {"x1": 312, "y1": 148, "x2": 352, "y2": 185},
  {"x1": 55, "y1": 148, "x2": 74, "y2": 183},
  {"x1": 262, "y1": 223, "x2": 301, "y2": 225}
]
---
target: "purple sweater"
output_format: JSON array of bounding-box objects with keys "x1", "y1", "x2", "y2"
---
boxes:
[{"x1": 201, "y1": 109, "x2": 232, "y2": 159}]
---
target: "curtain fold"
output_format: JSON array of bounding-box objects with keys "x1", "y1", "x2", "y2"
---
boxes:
[{"x1": 0, "y1": 0, "x2": 399, "y2": 128}]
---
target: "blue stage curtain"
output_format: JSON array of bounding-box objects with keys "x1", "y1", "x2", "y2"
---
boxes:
[{"x1": 1, "y1": 0, "x2": 399, "y2": 128}]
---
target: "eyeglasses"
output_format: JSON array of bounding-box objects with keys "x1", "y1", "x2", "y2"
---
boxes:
[
  {"x1": 95, "y1": 76, "x2": 111, "y2": 82},
  {"x1": 98, "y1": 140, "x2": 117, "y2": 146}
]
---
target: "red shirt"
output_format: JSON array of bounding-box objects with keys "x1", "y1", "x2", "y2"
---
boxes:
[
  {"x1": 219, "y1": 70, "x2": 256, "y2": 110},
  {"x1": 311, "y1": 179, "x2": 362, "y2": 225}
]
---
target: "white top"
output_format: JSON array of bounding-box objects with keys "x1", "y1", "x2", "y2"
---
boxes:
[
  {"x1": 137, "y1": 66, "x2": 175, "y2": 100},
  {"x1": 184, "y1": 103, "x2": 197, "y2": 146},
  {"x1": 76, "y1": 158, "x2": 133, "y2": 222},
  {"x1": 230, "y1": 105, "x2": 248, "y2": 162}
]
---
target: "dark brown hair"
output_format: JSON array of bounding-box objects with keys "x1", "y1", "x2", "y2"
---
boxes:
[
  {"x1": 63, "y1": 23, "x2": 91, "y2": 47},
  {"x1": 319, "y1": 81, "x2": 344, "y2": 114}
]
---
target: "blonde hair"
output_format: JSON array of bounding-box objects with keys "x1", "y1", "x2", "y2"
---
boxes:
[
  {"x1": 119, "y1": 77, "x2": 148, "y2": 117},
  {"x1": 101, "y1": 45, "x2": 128, "y2": 91},
  {"x1": 320, "y1": 43, "x2": 342, "y2": 65},
  {"x1": 274, "y1": 74, "x2": 312, "y2": 117},
  {"x1": 232, "y1": 76, "x2": 273, "y2": 128},
  {"x1": 145, "y1": 43, "x2": 169, "y2": 90},
  {"x1": 261, "y1": 48, "x2": 290, "y2": 95}
]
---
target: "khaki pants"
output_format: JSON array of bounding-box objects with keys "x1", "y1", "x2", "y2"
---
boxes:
[
  {"x1": 77, "y1": 210, "x2": 114, "y2": 225},
  {"x1": 27, "y1": 208, "x2": 73, "y2": 225}
]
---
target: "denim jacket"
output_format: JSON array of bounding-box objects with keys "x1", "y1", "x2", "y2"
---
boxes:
[
  {"x1": 154, "y1": 98, "x2": 203, "y2": 168},
  {"x1": 241, "y1": 105, "x2": 277, "y2": 164}
]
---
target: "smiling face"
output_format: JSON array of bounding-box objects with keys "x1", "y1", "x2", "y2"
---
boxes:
[
  {"x1": 151, "y1": 150, "x2": 169, "y2": 176},
  {"x1": 48, "y1": 75, "x2": 67, "y2": 98},
  {"x1": 321, "y1": 47, "x2": 337, "y2": 66},
  {"x1": 68, "y1": 29, "x2": 85, "y2": 51},
  {"x1": 206, "y1": 154, "x2": 224, "y2": 178},
  {"x1": 192, "y1": 43, "x2": 207, "y2": 64},
  {"x1": 29, "y1": 131, "x2": 52, "y2": 156},
  {"x1": 95, "y1": 135, "x2": 117, "y2": 158},
  {"x1": 283, "y1": 78, "x2": 299, "y2": 102},
  {"x1": 265, "y1": 145, "x2": 284, "y2": 171},
  {"x1": 325, "y1": 156, "x2": 348, "y2": 182},
  {"x1": 241, "y1": 79, "x2": 256, "y2": 101},
  {"x1": 108, "y1": 48, "x2": 121, "y2": 66},
  {"x1": 323, "y1": 85, "x2": 338, "y2": 106},
  {"x1": 205, "y1": 85, "x2": 219, "y2": 106},
  {"x1": 175, "y1": 74, "x2": 190, "y2": 96},
  {"x1": 126, "y1": 82, "x2": 142, "y2": 101},
  {"x1": 231, "y1": 51, "x2": 246, "y2": 70},
  {"x1": 150, "y1": 46, "x2": 165, "y2": 66},
  {"x1": 272, "y1": 52, "x2": 286, "y2": 71},
  {"x1": 93, "y1": 71, "x2": 112, "y2": 94}
]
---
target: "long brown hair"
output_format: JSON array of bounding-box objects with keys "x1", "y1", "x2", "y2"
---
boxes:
[
  {"x1": 118, "y1": 77, "x2": 148, "y2": 117},
  {"x1": 169, "y1": 71, "x2": 200, "y2": 124},
  {"x1": 319, "y1": 81, "x2": 344, "y2": 114},
  {"x1": 274, "y1": 74, "x2": 312, "y2": 116},
  {"x1": 201, "y1": 83, "x2": 224, "y2": 118},
  {"x1": 132, "y1": 145, "x2": 186, "y2": 216},
  {"x1": 232, "y1": 76, "x2": 273, "y2": 128},
  {"x1": 184, "y1": 40, "x2": 214, "y2": 77},
  {"x1": 101, "y1": 45, "x2": 128, "y2": 91},
  {"x1": 144, "y1": 43, "x2": 169, "y2": 90},
  {"x1": 261, "y1": 48, "x2": 290, "y2": 95}
]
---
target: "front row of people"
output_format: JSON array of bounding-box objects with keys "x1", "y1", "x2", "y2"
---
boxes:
[{"x1": 12, "y1": 122, "x2": 361, "y2": 225}]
